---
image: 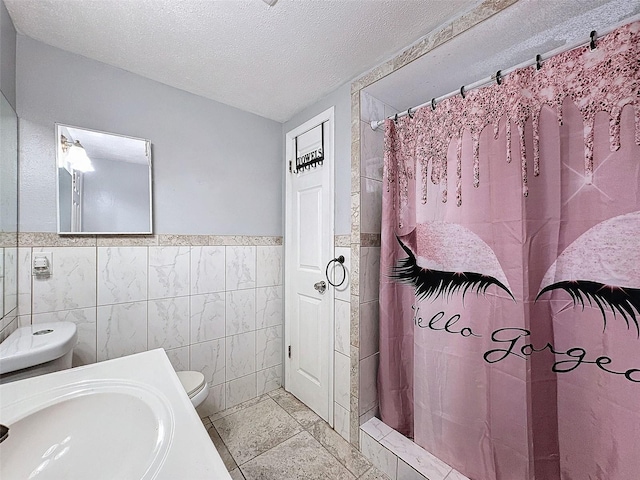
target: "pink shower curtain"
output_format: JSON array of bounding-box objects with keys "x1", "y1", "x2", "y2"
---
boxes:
[{"x1": 378, "y1": 21, "x2": 640, "y2": 480}]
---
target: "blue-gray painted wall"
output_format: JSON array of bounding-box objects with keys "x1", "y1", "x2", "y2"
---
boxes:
[
  {"x1": 17, "y1": 35, "x2": 283, "y2": 235},
  {"x1": 283, "y1": 83, "x2": 352, "y2": 236}
]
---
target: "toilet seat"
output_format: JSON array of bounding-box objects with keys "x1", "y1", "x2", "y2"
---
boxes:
[
  {"x1": 175, "y1": 370, "x2": 209, "y2": 408},
  {"x1": 176, "y1": 370, "x2": 206, "y2": 398}
]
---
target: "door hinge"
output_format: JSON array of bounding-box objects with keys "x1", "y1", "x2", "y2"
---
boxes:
[
  {"x1": 288, "y1": 345, "x2": 291, "y2": 358},
  {"x1": 289, "y1": 160, "x2": 292, "y2": 173}
]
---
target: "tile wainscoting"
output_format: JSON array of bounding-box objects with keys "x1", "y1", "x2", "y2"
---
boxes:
[{"x1": 16, "y1": 233, "x2": 283, "y2": 417}]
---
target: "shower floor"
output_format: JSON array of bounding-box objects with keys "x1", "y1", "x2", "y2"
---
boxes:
[{"x1": 201, "y1": 388, "x2": 389, "y2": 480}]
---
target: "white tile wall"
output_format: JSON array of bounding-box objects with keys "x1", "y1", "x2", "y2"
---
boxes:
[
  {"x1": 333, "y1": 243, "x2": 352, "y2": 436},
  {"x1": 97, "y1": 301, "x2": 148, "y2": 361},
  {"x1": 360, "y1": 300, "x2": 379, "y2": 359},
  {"x1": 256, "y1": 325, "x2": 282, "y2": 370},
  {"x1": 359, "y1": 352, "x2": 379, "y2": 415},
  {"x1": 256, "y1": 285, "x2": 283, "y2": 329},
  {"x1": 333, "y1": 246, "x2": 351, "y2": 302},
  {"x1": 358, "y1": 92, "x2": 391, "y2": 431},
  {"x1": 398, "y1": 460, "x2": 427, "y2": 480},
  {"x1": 3, "y1": 247, "x2": 17, "y2": 313},
  {"x1": 360, "y1": 430, "x2": 398, "y2": 479},
  {"x1": 165, "y1": 345, "x2": 189, "y2": 371},
  {"x1": 18, "y1": 242, "x2": 283, "y2": 418},
  {"x1": 97, "y1": 246, "x2": 147, "y2": 305},
  {"x1": 360, "y1": 91, "x2": 386, "y2": 124},
  {"x1": 256, "y1": 246, "x2": 282, "y2": 287},
  {"x1": 334, "y1": 401, "x2": 350, "y2": 442},
  {"x1": 360, "y1": 247, "x2": 381, "y2": 304},
  {"x1": 360, "y1": 121, "x2": 384, "y2": 181},
  {"x1": 190, "y1": 246, "x2": 225, "y2": 294},
  {"x1": 32, "y1": 247, "x2": 96, "y2": 313},
  {"x1": 382, "y1": 430, "x2": 452, "y2": 480},
  {"x1": 360, "y1": 418, "x2": 469, "y2": 480},
  {"x1": 226, "y1": 372, "x2": 257, "y2": 408},
  {"x1": 335, "y1": 351, "x2": 351, "y2": 409},
  {"x1": 190, "y1": 337, "x2": 226, "y2": 386},
  {"x1": 257, "y1": 363, "x2": 282, "y2": 395},
  {"x1": 226, "y1": 246, "x2": 256, "y2": 290},
  {"x1": 147, "y1": 296, "x2": 189, "y2": 350},
  {"x1": 226, "y1": 289, "x2": 256, "y2": 335},
  {"x1": 360, "y1": 178, "x2": 382, "y2": 234},
  {"x1": 17, "y1": 247, "x2": 31, "y2": 315},
  {"x1": 226, "y1": 331, "x2": 256, "y2": 380},
  {"x1": 190, "y1": 292, "x2": 225, "y2": 343},
  {"x1": 335, "y1": 299, "x2": 350, "y2": 356},
  {"x1": 148, "y1": 246, "x2": 190, "y2": 300}
]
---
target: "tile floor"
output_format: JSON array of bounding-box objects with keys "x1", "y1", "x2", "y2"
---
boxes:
[{"x1": 201, "y1": 388, "x2": 390, "y2": 480}]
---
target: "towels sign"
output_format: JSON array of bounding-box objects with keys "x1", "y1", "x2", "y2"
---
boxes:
[{"x1": 293, "y1": 123, "x2": 324, "y2": 173}]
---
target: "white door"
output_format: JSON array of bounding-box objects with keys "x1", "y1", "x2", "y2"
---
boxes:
[{"x1": 285, "y1": 107, "x2": 334, "y2": 423}]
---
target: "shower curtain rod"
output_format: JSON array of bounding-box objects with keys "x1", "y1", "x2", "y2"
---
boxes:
[{"x1": 369, "y1": 14, "x2": 640, "y2": 131}]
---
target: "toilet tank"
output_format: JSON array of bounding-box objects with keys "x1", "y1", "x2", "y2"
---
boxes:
[{"x1": 0, "y1": 322, "x2": 78, "y2": 384}]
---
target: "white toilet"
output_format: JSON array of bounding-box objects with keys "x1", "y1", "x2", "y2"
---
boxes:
[
  {"x1": 0, "y1": 322, "x2": 78, "y2": 384},
  {"x1": 175, "y1": 370, "x2": 209, "y2": 408},
  {"x1": 0, "y1": 321, "x2": 209, "y2": 408}
]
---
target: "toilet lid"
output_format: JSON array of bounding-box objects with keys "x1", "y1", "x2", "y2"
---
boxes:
[{"x1": 176, "y1": 371, "x2": 206, "y2": 397}]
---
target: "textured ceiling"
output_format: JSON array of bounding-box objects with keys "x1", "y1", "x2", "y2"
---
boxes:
[
  {"x1": 364, "y1": 0, "x2": 640, "y2": 114},
  {"x1": 5, "y1": 0, "x2": 478, "y2": 122}
]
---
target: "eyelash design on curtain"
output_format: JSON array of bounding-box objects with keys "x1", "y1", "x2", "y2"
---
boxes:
[
  {"x1": 392, "y1": 237, "x2": 515, "y2": 301},
  {"x1": 536, "y1": 281, "x2": 640, "y2": 337}
]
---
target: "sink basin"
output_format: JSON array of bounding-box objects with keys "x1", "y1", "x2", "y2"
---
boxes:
[
  {"x1": 0, "y1": 380, "x2": 173, "y2": 480},
  {"x1": 0, "y1": 349, "x2": 230, "y2": 479}
]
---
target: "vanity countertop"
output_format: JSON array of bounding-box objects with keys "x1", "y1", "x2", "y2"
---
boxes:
[{"x1": 0, "y1": 348, "x2": 231, "y2": 480}]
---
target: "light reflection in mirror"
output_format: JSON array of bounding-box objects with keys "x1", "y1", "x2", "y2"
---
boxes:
[{"x1": 56, "y1": 124, "x2": 153, "y2": 235}]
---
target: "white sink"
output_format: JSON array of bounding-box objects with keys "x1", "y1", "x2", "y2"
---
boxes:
[
  {"x1": 0, "y1": 349, "x2": 230, "y2": 480},
  {"x1": 1, "y1": 380, "x2": 173, "y2": 480}
]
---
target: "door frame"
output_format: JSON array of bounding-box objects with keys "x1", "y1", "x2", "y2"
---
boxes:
[{"x1": 284, "y1": 106, "x2": 335, "y2": 425}]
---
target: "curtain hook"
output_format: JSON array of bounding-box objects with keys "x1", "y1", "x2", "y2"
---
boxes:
[
  {"x1": 495, "y1": 70, "x2": 502, "y2": 85},
  {"x1": 590, "y1": 30, "x2": 597, "y2": 50},
  {"x1": 535, "y1": 54, "x2": 542, "y2": 70},
  {"x1": 393, "y1": 113, "x2": 398, "y2": 125},
  {"x1": 460, "y1": 85, "x2": 466, "y2": 99},
  {"x1": 407, "y1": 107, "x2": 414, "y2": 119},
  {"x1": 431, "y1": 98, "x2": 436, "y2": 111}
]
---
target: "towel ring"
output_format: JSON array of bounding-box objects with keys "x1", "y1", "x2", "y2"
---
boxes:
[{"x1": 326, "y1": 255, "x2": 347, "y2": 288}]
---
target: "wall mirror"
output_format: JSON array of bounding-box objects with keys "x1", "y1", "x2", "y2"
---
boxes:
[
  {"x1": 0, "y1": 92, "x2": 18, "y2": 318},
  {"x1": 56, "y1": 124, "x2": 153, "y2": 234}
]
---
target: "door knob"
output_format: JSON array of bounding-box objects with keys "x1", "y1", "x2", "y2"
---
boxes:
[{"x1": 314, "y1": 281, "x2": 327, "y2": 294}]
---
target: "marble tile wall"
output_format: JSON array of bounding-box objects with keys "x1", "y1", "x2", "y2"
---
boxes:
[
  {"x1": 333, "y1": 239, "x2": 351, "y2": 442},
  {"x1": 356, "y1": 91, "x2": 396, "y2": 431},
  {"x1": 360, "y1": 418, "x2": 470, "y2": 480},
  {"x1": 16, "y1": 233, "x2": 283, "y2": 416},
  {"x1": 0, "y1": 245, "x2": 19, "y2": 343}
]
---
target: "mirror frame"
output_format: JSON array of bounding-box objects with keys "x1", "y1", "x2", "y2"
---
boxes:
[{"x1": 55, "y1": 124, "x2": 154, "y2": 235}]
